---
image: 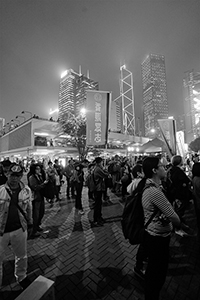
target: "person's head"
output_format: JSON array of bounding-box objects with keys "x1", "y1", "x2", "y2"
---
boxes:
[
  {"x1": 171, "y1": 155, "x2": 183, "y2": 167},
  {"x1": 54, "y1": 159, "x2": 59, "y2": 165},
  {"x1": 1, "y1": 159, "x2": 12, "y2": 177},
  {"x1": 68, "y1": 159, "x2": 74, "y2": 165},
  {"x1": 95, "y1": 157, "x2": 103, "y2": 166},
  {"x1": 192, "y1": 162, "x2": 200, "y2": 178},
  {"x1": 132, "y1": 164, "x2": 143, "y2": 179},
  {"x1": 31, "y1": 164, "x2": 42, "y2": 175},
  {"x1": 142, "y1": 156, "x2": 166, "y2": 180},
  {"x1": 48, "y1": 161, "x2": 53, "y2": 167},
  {"x1": 7, "y1": 163, "x2": 23, "y2": 187}
]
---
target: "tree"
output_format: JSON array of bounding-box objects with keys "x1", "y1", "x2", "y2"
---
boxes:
[
  {"x1": 59, "y1": 112, "x2": 87, "y2": 160},
  {"x1": 188, "y1": 137, "x2": 200, "y2": 153}
]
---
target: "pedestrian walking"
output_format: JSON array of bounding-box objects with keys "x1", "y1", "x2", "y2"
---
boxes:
[
  {"x1": 29, "y1": 164, "x2": 48, "y2": 237},
  {"x1": 64, "y1": 159, "x2": 75, "y2": 200},
  {"x1": 93, "y1": 157, "x2": 109, "y2": 227}
]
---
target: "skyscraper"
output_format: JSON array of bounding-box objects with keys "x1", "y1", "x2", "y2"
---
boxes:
[
  {"x1": 141, "y1": 54, "x2": 168, "y2": 136},
  {"x1": 58, "y1": 69, "x2": 99, "y2": 122},
  {"x1": 183, "y1": 71, "x2": 200, "y2": 143}
]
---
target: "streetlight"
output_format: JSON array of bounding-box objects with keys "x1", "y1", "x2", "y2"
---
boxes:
[
  {"x1": 21, "y1": 111, "x2": 32, "y2": 119},
  {"x1": 80, "y1": 107, "x2": 86, "y2": 116}
]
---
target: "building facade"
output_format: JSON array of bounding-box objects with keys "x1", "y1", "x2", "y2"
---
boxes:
[
  {"x1": 183, "y1": 71, "x2": 200, "y2": 143},
  {"x1": 58, "y1": 69, "x2": 99, "y2": 122},
  {"x1": 141, "y1": 54, "x2": 169, "y2": 136}
]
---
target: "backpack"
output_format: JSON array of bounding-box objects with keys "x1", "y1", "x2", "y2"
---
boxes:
[
  {"x1": 121, "y1": 178, "x2": 158, "y2": 245},
  {"x1": 86, "y1": 171, "x2": 96, "y2": 192}
]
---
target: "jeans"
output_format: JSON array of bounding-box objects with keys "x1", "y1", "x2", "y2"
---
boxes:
[
  {"x1": 66, "y1": 177, "x2": 75, "y2": 198},
  {"x1": 93, "y1": 191, "x2": 103, "y2": 222},
  {"x1": 144, "y1": 232, "x2": 170, "y2": 300},
  {"x1": 75, "y1": 183, "x2": 83, "y2": 210},
  {"x1": 32, "y1": 200, "x2": 45, "y2": 233},
  {"x1": 0, "y1": 228, "x2": 27, "y2": 286},
  {"x1": 135, "y1": 243, "x2": 148, "y2": 270}
]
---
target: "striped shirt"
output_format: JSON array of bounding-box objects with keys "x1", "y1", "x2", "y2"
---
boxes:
[{"x1": 142, "y1": 178, "x2": 174, "y2": 237}]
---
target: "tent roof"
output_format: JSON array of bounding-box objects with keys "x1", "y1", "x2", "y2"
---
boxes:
[{"x1": 141, "y1": 137, "x2": 166, "y2": 152}]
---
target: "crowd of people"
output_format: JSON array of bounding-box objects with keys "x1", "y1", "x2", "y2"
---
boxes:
[{"x1": 0, "y1": 152, "x2": 199, "y2": 299}]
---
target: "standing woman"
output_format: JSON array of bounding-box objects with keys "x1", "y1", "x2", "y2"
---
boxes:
[
  {"x1": 29, "y1": 164, "x2": 48, "y2": 237},
  {"x1": 73, "y1": 163, "x2": 84, "y2": 215},
  {"x1": 192, "y1": 162, "x2": 200, "y2": 241},
  {"x1": 142, "y1": 157, "x2": 181, "y2": 300}
]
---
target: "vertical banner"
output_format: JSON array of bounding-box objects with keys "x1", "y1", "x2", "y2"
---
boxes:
[
  {"x1": 86, "y1": 90, "x2": 111, "y2": 146},
  {"x1": 176, "y1": 131, "x2": 186, "y2": 158},
  {"x1": 158, "y1": 118, "x2": 177, "y2": 157}
]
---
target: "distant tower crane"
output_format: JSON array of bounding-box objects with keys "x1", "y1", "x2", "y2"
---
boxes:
[{"x1": 114, "y1": 64, "x2": 136, "y2": 135}]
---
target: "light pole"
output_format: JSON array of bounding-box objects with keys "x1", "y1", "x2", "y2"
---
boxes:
[{"x1": 21, "y1": 111, "x2": 32, "y2": 119}]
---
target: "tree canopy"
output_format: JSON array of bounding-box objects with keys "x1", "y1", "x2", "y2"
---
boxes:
[{"x1": 59, "y1": 112, "x2": 87, "y2": 160}]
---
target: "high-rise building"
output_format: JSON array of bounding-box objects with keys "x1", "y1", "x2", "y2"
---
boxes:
[
  {"x1": 183, "y1": 71, "x2": 200, "y2": 143},
  {"x1": 141, "y1": 54, "x2": 169, "y2": 136},
  {"x1": 58, "y1": 69, "x2": 99, "y2": 122}
]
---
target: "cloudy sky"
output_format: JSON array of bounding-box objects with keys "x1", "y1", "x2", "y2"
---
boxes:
[{"x1": 0, "y1": 0, "x2": 199, "y2": 128}]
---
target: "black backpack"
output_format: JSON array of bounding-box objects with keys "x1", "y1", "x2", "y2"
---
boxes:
[{"x1": 121, "y1": 178, "x2": 158, "y2": 245}]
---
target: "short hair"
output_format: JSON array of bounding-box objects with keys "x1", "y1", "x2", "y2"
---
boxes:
[
  {"x1": 1, "y1": 159, "x2": 12, "y2": 168},
  {"x1": 132, "y1": 164, "x2": 143, "y2": 178},
  {"x1": 192, "y1": 162, "x2": 200, "y2": 177},
  {"x1": 95, "y1": 157, "x2": 103, "y2": 164},
  {"x1": 171, "y1": 155, "x2": 182, "y2": 167},
  {"x1": 142, "y1": 156, "x2": 160, "y2": 178}
]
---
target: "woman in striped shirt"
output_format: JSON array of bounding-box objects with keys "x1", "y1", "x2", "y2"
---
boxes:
[{"x1": 142, "y1": 156, "x2": 181, "y2": 300}]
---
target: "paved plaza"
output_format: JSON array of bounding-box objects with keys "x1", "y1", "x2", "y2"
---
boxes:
[{"x1": 0, "y1": 181, "x2": 200, "y2": 300}]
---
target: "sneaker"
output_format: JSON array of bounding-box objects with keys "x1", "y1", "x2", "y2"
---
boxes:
[
  {"x1": 175, "y1": 229, "x2": 189, "y2": 237},
  {"x1": 19, "y1": 277, "x2": 32, "y2": 290},
  {"x1": 134, "y1": 267, "x2": 145, "y2": 280},
  {"x1": 78, "y1": 210, "x2": 84, "y2": 215},
  {"x1": 93, "y1": 221, "x2": 104, "y2": 227}
]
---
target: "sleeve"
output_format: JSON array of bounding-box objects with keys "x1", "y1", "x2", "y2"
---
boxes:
[
  {"x1": 26, "y1": 187, "x2": 33, "y2": 225},
  {"x1": 29, "y1": 175, "x2": 45, "y2": 191},
  {"x1": 149, "y1": 187, "x2": 175, "y2": 218}
]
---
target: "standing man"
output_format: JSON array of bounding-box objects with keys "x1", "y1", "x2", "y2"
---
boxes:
[
  {"x1": 64, "y1": 159, "x2": 75, "y2": 200},
  {"x1": 0, "y1": 163, "x2": 33, "y2": 289},
  {"x1": 93, "y1": 157, "x2": 109, "y2": 227}
]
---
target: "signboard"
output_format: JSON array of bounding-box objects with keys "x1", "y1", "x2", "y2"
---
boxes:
[
  {"x1": 158, "y1": 118, "x2": 177, "y2": 157},
  {"x1": 86, "y1": 91, "x2": 111, "y2": 146},
  {"x1": 176, "y1": 131, "x2": 186, "y2": 158}
]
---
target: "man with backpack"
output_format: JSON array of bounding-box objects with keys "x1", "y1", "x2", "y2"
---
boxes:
[{"x1": 93, "y1": 157, "x2": 109, "y2": 227}]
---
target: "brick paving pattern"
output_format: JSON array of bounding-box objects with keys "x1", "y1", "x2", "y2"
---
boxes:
[{"x1": 0, "y1": 180, "x2": 200, "y2": 300}]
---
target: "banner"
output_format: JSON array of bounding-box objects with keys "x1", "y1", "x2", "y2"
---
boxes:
[
  {"x1": 176, "y1": 131, "x2": 186, "y2": 158},
  {"x1": 158, "y1": 118, "x2": 177, "y2": 157},
  {"x1": 86, "y1": 91, "x2": 111, "y2": 146}
]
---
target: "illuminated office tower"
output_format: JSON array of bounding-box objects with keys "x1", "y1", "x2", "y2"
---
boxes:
[
  {"x1": 141, "y1": 54, "x2": 169, "y2": 136},
  {"x1": 183, "y1": 71, "x2": 200, "y2": 143},
  {"x1": 58, "y1": 69, "x2": 99, "y2": 122}
]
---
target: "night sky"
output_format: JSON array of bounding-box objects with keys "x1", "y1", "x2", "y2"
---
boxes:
[{"x1": 0, "y1": 0, "x2": 200, "y2": 128}]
